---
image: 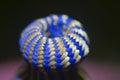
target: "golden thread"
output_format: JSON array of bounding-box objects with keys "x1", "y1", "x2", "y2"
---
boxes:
[
  {"x1": 48, "y1": 39, "x2": 56, "y2": 68},
  {"x1": 22, "y1": 32, "x2": 40, "y2": 54},
  {"x1": 28, "y1": 36, "x2": 40, "y2": 62},
  {"x1": 36, "y1": 19, "x2": 47, "y2": 31},
  {"x1": 63, "y1": 37, "x2": 80, "y2": 60},
  {"x1": 38, "y1": 37, "x2": 47, "y2": 68}
]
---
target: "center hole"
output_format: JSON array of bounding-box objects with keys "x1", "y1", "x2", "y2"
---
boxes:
[{"x1": 45, "y1": 24, "x2": 68, "y2": 38}]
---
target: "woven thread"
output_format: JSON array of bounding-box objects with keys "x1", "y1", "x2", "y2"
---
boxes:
[{"x1": 19, "y1": 14, "x2": 90, "y2": 70}]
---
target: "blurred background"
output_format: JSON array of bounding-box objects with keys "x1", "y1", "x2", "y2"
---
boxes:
[{"x1": 0, "y1": 0, "x2": 120, "y2": 80}]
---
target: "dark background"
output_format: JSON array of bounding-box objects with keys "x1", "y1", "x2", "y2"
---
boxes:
[{"x1": 0, "y1": 0, "x2": 120, "y2": 63}]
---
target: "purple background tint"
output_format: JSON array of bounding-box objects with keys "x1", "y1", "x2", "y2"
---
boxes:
[{"x1": 0, "y1": 59, "x2": 120, "y2": 80}]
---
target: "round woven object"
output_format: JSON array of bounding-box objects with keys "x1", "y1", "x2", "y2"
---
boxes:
[{"x1": 19, "y1": 14, "x2": 90, "y2": 70}]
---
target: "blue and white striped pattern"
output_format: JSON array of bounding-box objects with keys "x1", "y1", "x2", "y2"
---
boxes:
[{"x1": 19, "y1": 14, "x2": 90, "y2": 70}]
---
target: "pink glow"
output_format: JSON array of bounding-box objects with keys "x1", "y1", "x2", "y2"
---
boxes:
[{"x1": 0, "y1": 59, "x2": 120, "y2": 80}]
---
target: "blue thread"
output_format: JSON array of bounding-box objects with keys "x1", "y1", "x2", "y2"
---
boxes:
[
  {"x1": 61, "y1": 38, "x2": 76, "y2": 66},
  {"x1": 19, "y1": 14, "x2": 89, "y2": 70},
  {"x1": 67, "y1": 35, "x2": 84, "y2": 60}
]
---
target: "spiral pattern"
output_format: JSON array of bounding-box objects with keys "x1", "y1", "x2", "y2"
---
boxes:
[{"x1": 19, "y1": 14, "x2": 90, "y2": 70}]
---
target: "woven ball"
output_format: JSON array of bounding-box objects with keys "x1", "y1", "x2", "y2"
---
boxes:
[{"x1": 19, "y1": 14, "x2": 90, "y2": 70}]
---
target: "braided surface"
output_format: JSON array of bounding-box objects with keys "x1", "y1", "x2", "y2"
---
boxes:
[{"x1": 19, "y1": 14, "x2": 90, "y2": 70}]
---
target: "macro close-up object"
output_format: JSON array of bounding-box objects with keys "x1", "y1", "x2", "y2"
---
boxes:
[
  {"x1": 1, "y1": 1, "x2": 120, "y2": 80},
  {"x1": 15, "y1": 14, "x2": 90, "y2": 80}
]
